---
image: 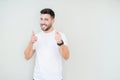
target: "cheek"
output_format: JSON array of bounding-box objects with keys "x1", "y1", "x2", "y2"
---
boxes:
[
  {"x1": 46, "y1": 22, "x2": 50, "y2": 25},
  {"x1": 40, "y1": 21, "x2": 43, "y2": 25}
]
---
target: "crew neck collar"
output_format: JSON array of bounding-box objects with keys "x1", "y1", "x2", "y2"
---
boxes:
[{"x1": 41, "y1": 29, "x2": 56, "y2": 35}]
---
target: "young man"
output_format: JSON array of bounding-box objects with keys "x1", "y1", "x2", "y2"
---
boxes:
[{"x1": 24, "y1": 8, "x2": 70, "y2": 80}]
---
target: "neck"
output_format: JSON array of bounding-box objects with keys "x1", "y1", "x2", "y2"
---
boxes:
[{"x1": 43, "y1": 27, "x2": 54, "y2": 33}]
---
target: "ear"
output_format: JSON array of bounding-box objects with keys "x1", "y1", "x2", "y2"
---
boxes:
[{"x1": 52, "y1": 18, "x2": 55, "y2": 23}]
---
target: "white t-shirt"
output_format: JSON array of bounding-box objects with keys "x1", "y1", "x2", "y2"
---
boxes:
[{"x1": 33, "y1": 30, "x2": 68, "y2": 80}]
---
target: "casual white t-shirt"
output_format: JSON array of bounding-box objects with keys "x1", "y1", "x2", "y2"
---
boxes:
[{"x1": 33, "y1": 30, "x2": 68, "y2": 80}]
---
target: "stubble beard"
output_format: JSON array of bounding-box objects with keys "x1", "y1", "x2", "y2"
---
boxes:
[{"x1": 41, "y1": 24, "x2": 52, "y2": 31}]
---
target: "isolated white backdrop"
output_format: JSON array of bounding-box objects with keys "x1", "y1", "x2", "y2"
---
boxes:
[{"x1": 0, "y1": 0, "x2": 120, "y2": 80}]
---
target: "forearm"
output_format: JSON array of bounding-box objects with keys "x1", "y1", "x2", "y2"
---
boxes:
[
  {"x1": 24, "y1": 41, "x2": 35, "y2": 60},
  {"x1": 60, "y1": 45, "x2": 70, "y2": 60}
]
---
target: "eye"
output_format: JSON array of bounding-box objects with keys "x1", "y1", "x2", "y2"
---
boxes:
[
  {"x1": 45, "y1": 18, "x2": 48, "y2": 21},
  {"x1": 40, "y1": 18, "x2": 43, "y2": 20}
]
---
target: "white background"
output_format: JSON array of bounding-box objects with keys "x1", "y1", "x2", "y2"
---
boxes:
[{"x1": 0, "y1": 0, "x2": 120, "y2": 80}]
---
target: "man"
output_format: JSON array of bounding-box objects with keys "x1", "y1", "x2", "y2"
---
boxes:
[{"x1": 24, "y1": 8, "x2": 70, "y2": 80}]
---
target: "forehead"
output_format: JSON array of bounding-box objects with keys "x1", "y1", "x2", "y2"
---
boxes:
[{"x1": 40, "y1": 14, "x2": 52, "y2": 19}]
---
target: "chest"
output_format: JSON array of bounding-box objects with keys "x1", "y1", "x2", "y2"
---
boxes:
[{"x1": 37, "y1": 34, "x2": 57, "y2": 48}]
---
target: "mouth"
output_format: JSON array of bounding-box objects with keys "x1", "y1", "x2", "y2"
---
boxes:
[{"x1": 41, "y1": 24, "x2": 47, "y2": 30}]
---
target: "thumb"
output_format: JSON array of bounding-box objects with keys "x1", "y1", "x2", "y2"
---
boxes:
[
  {"x1": 55, "y1": 30, "x2": 59, "y2": 35},
  {"x1": 32, "y1": 30, "x2": 35, "y2": 36}
]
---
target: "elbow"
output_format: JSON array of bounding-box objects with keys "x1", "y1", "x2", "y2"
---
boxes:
[
  {"x1": 24, "y1": 55, "x2": 30, "y2": 60},
  {"x1": 64, "y1": 56, "x2": 69, "y2": 60}
]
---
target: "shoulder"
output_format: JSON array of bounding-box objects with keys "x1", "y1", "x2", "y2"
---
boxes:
[{"x1": 59, "y1": 31, "x2": 66, "y2": 37}]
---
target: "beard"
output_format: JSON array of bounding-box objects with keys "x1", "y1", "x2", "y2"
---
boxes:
[{"x1": 41, "y1": 24, "x2": 52, "y2": 31}]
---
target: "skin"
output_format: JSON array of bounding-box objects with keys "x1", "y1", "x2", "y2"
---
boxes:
[{"x1": 24, "y1": 14, "x2": 70, "y2": 60}]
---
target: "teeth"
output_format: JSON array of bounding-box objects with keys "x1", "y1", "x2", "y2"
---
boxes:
[
  {"x1": 41, "y1": 25, "x2": 46, "y2": 30},
  {"x1": 42, "y1": 25, "x2": 45, "y2": 28}
]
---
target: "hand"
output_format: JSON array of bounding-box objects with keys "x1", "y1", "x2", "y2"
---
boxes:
[
  {"x1": 55, "y1": 31, "x2": 62, "y2": 44},
  {"x1": 31, "y1": 30, "x2": 37, "y2": 43}
]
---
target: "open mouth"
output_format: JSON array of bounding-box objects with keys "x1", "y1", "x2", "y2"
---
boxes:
[{"x1": 41, "y1": 25, "x2": 47, "y2": 30}]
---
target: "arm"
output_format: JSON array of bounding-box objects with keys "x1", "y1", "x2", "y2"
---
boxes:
[
  {"x1": 24, "y1": 31, "x2": 37, "y2": 60},
  {"x1": 60, "y1": 45, "x2": 70, "y2": 60},
  {"x1": 55, "y1": 31, "x2": 70, "y2": 60},
  {"x1": 24, "y1": 41, "x2": 35, "y2": 60}
]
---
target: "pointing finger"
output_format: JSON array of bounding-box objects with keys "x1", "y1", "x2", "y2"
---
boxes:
[
  {"x1": 55, "y1": 30, "x2": 60, "y2": 35},
  {"x1": 32, "y1": 30, "x2": 35, "y2": 36}
]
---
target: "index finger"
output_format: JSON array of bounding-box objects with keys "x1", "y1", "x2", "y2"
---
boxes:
[
  {"x1": 55, "y1": 30, "x2": 60, "y2": 35},
  {"x1": 32, "y1": 30, "x2": 35, "y2": 36}
]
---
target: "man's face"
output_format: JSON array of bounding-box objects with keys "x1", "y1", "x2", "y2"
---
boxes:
[{"x1": 40, "y1": 14, "x2": 54, "y2": 31}]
